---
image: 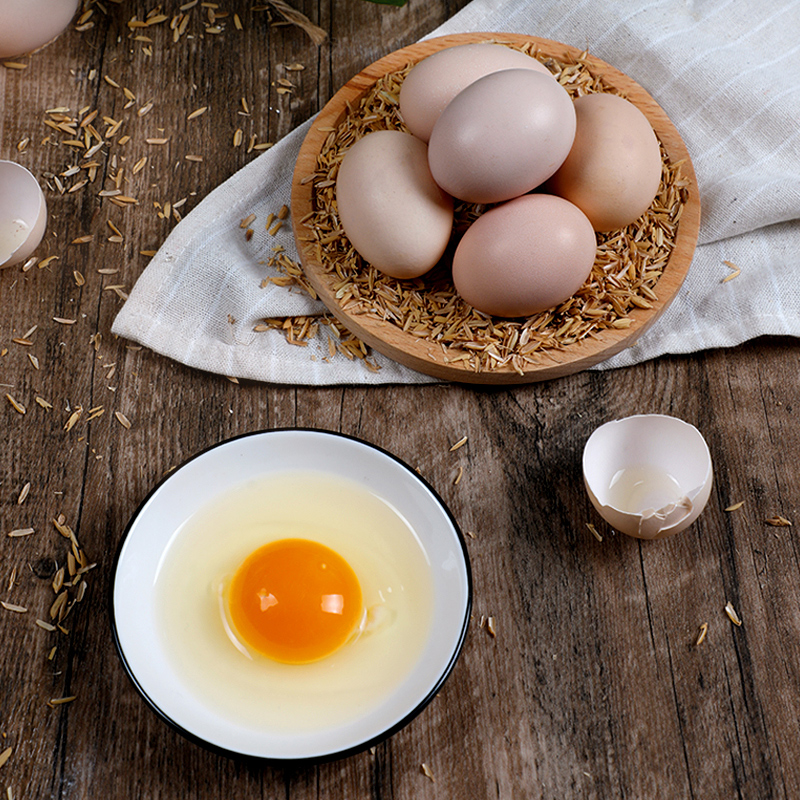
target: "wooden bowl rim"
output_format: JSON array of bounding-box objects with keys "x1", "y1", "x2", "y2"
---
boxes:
[{"x1": 291, "y1": 32, "x2": 701, "y2": 385}]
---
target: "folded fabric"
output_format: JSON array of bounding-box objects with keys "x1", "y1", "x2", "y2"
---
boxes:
[{"x1": 112, "y1": 0, "x2": 800, "y2": 384}]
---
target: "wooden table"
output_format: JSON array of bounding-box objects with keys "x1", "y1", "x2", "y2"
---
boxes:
[{"x1": 2, "y1": 2, "x2": 799, "y2": 798}]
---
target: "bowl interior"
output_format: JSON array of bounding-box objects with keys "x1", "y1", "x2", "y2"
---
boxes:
[{"x1": 112, "y1": 429, "x2": 471, "y2": 761}]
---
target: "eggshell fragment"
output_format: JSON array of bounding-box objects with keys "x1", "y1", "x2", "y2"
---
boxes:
[
  {"x1": 452, "y1": 194, "x2": 596, "y2": 318},
  {"x1": 398, "y1": 43, "x2": 554, "y2": 143},
  {"x1": 0, "y1": 0, "x2": 80, "y2": 59},
  {"x1": 583, "y1": 415, "x2": 713, "y2": 540},
  {"x1": 428, "y1": 69, "x2": 576, "y2": 205},
  {"x1": 547, "y1": 93, "x2": 662, "y2": 232},
  {"x1": 336, "y1": 131, "x2": 454, "y2": 279},
  {"x1": 0, "y1": 161, "x2": 47, "y2": 269}
]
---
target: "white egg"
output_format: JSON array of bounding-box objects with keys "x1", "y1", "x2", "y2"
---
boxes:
[
  {"x1": 336, "y1": 130, "x2": 453, "y2": 279},
  {"x1": 154, "y1": 469, "x2": 434, "y2": 734},
  {"x1": 427, "y1": 69, "x2": 576, "y2": 204},
  {"x1": 0, "y1": 0, "x2": 80, "y2": 59}
]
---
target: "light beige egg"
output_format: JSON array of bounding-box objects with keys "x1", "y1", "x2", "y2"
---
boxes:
[
  {"x1": 398, "y1": 43, "x2": 554, "y2": 143},
  {"x1": 335, "y1": 130, "x2": 454, "y2": 279},
  {"x1": 547, "y1": 93, "x2": 663, "y2": 232},
  {"x1": 452, "y1": 194, "x2": 597, "y2": 317},
  {"x1": 0, "y1": 0, "x2": 80, "y2": 59},
  {"x1": 428, "y1": 69, "x2": 576, "y2": 205},
  {"x1": 155, "y1": 470, "x2": 434, "y2": 735}
]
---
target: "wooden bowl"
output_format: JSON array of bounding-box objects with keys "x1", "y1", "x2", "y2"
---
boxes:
[{"x1": 291, "y1": 33, "x2": 701, "y2": 385}]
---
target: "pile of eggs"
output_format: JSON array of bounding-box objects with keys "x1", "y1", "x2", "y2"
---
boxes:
[{"x1": 335, "y1": 43, "x2": 663, "y2": 318}]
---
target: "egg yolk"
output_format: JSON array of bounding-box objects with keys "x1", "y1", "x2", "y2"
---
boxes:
[{"x1": 228, "y1": 538, "x2": 362, "y2": 665}]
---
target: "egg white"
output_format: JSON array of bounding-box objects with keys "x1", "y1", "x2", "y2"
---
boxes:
[
  {"x1": 154, "y1": 469, "x2": 434, "y2": 735},
  {"x1": 0, "y1": 0, "x2": 80, "y2": 59}
]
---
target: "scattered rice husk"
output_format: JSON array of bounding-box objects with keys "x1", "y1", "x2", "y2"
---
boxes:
[
  {"x1": 586, "y1": 522, "x2": 603, "y2": 542},
  {"x1": 765, "y1": 515, "x2": 792, "y2": 527},
  {"x1": 695, "y1": 622, "x2": 708, "y2": 646},
  {"x1": 725, "y1": 601, "x2": 742, "y2": 626},
  {"x1": 301, "y1": 42, "x2": 690, "y2": 374}
]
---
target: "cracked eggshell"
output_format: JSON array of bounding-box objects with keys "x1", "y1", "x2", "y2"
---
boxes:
[
  {"x1": 428, "y1": 69, "x2": 576, "y2": 205},
  {"x1": 0, "y1": 0, "x2": 80, "y2": 59},
  {"x1": 398, "y1": 43, "x2": 554, "y2": 143},
  {"x1": 0, "y1": 161, "x2": 47, "y2": 269},
  {"x1": 582, "y1": 415, "x2": 713, "y2": 540}
]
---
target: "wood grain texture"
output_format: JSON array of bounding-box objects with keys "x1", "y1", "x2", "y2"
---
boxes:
[
  {"x1": 1, "y1": 3, "x2": 799, "y2": 799},
  {"x1": 291, "y1": 32, "x2": 701, "y2": 384}
]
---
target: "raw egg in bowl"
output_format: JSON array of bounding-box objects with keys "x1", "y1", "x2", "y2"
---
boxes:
[{"x1": 111, "y1": 429, "x2": 471, "y2": 762}]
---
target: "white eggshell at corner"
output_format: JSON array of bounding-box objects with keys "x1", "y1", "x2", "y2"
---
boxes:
[
  {"x1": 583, "y1": 414, "x2": 713, "y2": 540},
  {"x1": 335, "y1": 130, "x2": 454, "y2": 280},
  {"x1": 0, "y1": 161, "x2": 47, "y2": 269},
  {"x1": 398, "y1": 43, "x2": 554, "y2": 143},
  {"x1": 0, "y1": 0, "x2": 81, "y2": 59}
]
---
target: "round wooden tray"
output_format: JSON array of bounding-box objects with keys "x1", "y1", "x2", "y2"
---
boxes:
[{"x1": 291, "y1": 33, "x2": 701, "y2": 385}]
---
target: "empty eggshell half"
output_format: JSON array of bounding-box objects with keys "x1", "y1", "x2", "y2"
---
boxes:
[
  {"x1": 582, "y1": 415, "x2": 713, "y2": 540},
  {"x1": 0, "y1": 161, "x2": 47, "y2": 269}
]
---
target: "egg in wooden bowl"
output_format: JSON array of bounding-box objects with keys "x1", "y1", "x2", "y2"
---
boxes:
[{"x1": 111, "y1": 430, "x2": 471, "y2": 762}]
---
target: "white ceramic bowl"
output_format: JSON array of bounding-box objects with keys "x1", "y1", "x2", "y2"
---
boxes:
[{"x1": 111, "y1": 429, "x2": 471, "y2": 762}]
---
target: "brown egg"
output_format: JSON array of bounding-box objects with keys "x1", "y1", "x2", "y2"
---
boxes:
[
  {"x1": 452, "y1": 194, "x2": 597, "y2": 318},
  {"x1": 335, "y1": 131, "x2": 453, "y2": 279},
  {"x1": 547, "y1": 93, "x2": 662, "y2": 232},
  {"x1": 398, "y1": 43, "x2": 554, "y2": 143}
]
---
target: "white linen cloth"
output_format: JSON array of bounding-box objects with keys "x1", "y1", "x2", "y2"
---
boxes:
[{"x1": 112, "y1": 0, "x2": 800, "y2": 384}]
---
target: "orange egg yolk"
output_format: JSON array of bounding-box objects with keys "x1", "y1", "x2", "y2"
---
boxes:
[{"x1": 228, "y1": 538, "x2": 362, "y2": 665}]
